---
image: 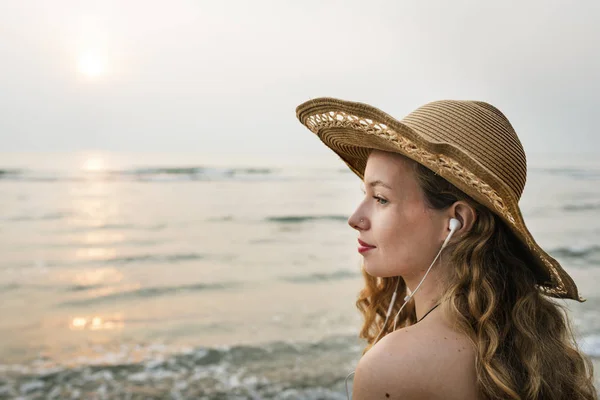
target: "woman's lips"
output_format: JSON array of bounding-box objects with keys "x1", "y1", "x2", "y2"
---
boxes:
[
  {"x1": 358, "y1": 238, "x2": 375, "y2": 247},
  {"x1": 357, "y1": 239, "x2": 376, "y2": 253}
]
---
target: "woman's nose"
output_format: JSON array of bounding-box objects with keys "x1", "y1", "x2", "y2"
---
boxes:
[{"x1": 348, "y1": 213, "x2": 365, "y2": 230}]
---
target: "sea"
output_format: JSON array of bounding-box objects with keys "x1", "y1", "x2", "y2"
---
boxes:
[{"x1": 0, "y1": 152, "x2": 598, "y2": 399}]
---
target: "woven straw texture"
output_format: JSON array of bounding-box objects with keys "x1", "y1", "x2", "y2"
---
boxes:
[{"x1": 296, "y1": 97, "x2": 583, "y2": 302}]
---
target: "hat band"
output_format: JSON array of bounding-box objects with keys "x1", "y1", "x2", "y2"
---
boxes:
[{"x1": 305, "y1": 110, "x2": 517, "y2": 226}]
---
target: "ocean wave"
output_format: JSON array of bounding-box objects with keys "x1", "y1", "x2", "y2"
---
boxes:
[
  {"x1": 66, "y1": 284, "x2": 106, "y2": 292},
  {"x1": 95, "y1": 252, "x2": 205, "y2": 265},
  {"x1": 531, "y1": 167, "x2": 600, "y2": 180},
  {"x1": 0, "y1": 252, "x2": 209, "y2": 272},
  {"x1": 48, "y1": 223, "x2": 168, "y2": 234},
  {"x1": 206, "y1": 215, "x2": 234, "y2": 222},
  {"x1": 563, "y1": 202, "x2": 600, "y2": 212},
  {"x1": 0, "y1": 168, "x2": 24, "y2": 178},
  {"x1": 0, "y1": 335, "x2": 361, "y2": 399},
  {"x1": 266, "y1": 215, "x2": 348, "y2": 223},
  {"x1": 281, "y1": 270, "x2": 358, "y2": 284},
  {"x1": 34, "y1": 239, "x2": 163, "y2": 249},
  {"x1": 0, "y1": 169, "x2": 64, "y2": 182},
  {"x1": 0, "y1": 166, "x2": 281, "y2": 183},
  {"x1": 549, "y1": 245, "x2": 600, "y2": 260},
  {"x1": 2, "y1": 212, "x2": 74, "y2": 222},
  {"x1": 0, "y1": 283, "x2": 61, "y2": 292},
  {"x1": 59, "y1": 282, "x2": 237, "y2": 307},
  {"x1": 0, "y1": 332, "x2": 597, "y2": 399},
  {"x1": 127, "y1": 166, "x2": 274, "y2": 176},
  {"x1": 0, "y1": 282, "x2": 102, "y2": 293},
  {"x1": 0, "y1": 283, "x2": 21, "y2": 292}
]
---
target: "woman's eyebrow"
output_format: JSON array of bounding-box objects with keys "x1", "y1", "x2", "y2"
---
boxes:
[{"x1": 367, "y1": 180, "x2": 393, "y2": 190}]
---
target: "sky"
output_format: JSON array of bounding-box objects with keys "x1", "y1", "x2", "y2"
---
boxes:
[{"x1": 0, "y1": 0, "x2": 598, "y2": 166}]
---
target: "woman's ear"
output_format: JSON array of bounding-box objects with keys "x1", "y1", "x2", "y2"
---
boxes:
[{"x1": 449, "y1": 201, "x2": 477, "y2": 234}]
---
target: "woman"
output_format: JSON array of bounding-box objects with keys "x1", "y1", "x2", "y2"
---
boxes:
[{"x1": 295, "y1": 98, "x2": 597, "y2": 399}]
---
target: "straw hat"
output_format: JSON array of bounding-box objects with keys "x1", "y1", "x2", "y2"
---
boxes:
[{"x1": 296, "y1": 97, "x2": 583, "y2": 302}]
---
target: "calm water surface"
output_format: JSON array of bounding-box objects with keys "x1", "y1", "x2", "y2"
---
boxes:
[{"x1": 0, "y1": 152, "x2": 598, "y2": 398}]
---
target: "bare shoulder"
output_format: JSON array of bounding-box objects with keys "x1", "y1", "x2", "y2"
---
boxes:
[{"x1": 352, "y1": 317, "x2": 480, "y2": 400}]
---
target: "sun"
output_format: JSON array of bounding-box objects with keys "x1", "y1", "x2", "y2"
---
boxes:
[
  {"x1": 77, "y1": 50, "x2": 107, "y2": 78},
  {"x1": 83, "y1": 157, "x2": 105, "y2": 172}
]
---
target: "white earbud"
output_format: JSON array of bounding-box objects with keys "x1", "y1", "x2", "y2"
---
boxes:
[
  {"x1": 442, "y1": 218, "x2": 461, "y2": 248},
  {"x1": 449, "y1": 217, "x2": 462, "y2": 232}
]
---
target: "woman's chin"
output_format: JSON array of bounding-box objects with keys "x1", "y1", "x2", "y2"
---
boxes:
[{"x1": 363, "y1": 262, "x2": 396, "y2": 278}]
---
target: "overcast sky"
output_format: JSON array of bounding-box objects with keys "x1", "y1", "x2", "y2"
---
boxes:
[{"x1": 1, "y1": 0, "x2": 598, "y2": 164}]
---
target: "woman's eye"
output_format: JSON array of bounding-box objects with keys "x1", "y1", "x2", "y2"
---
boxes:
[
  {"x1": 360, "y1": 187, "x2": 387, "y2": 205},
  {"x1": 373, "y1": 196, "x2": 388, "y2": 205}
]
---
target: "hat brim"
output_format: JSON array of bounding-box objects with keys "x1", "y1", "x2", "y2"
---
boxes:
[{"x1": 296, "y1": 97, "x2": 583, "y2": 302}]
